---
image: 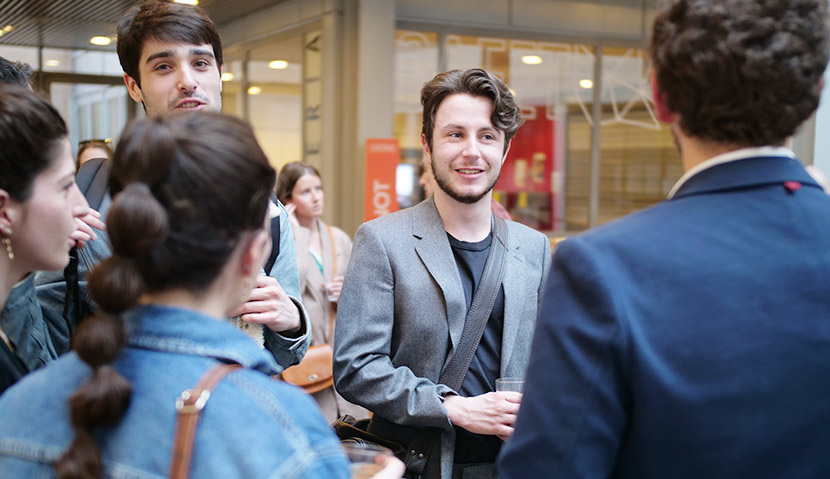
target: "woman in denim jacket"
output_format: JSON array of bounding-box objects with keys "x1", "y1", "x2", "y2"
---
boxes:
[
  {"x1": 0, "y1": 86, "x2": 92, "y2": 394},
  {"x1": 0, "y1": 112, "x2": 406, "y2": 478}
]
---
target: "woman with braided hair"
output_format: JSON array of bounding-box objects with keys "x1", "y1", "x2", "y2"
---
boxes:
[{"x1": 0, "y1": 111, "x2": 404, "y2": 478}]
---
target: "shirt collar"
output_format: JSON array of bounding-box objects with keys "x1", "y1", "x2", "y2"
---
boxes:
[
  {"x1": 667, "y1": 146, "x2": 796, "y2": 199},
  {"x1": 124, "y1": 305, "x2": 280, "y2": 375}
]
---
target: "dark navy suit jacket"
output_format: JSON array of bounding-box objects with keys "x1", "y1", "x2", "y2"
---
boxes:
[{"x1": 498, "y1": 155, "x2": 830, "y2": 478}]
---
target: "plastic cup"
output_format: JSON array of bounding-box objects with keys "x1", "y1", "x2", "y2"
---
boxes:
[
  {"x1": 324, "y1": 282, "x2": 340, "y2": 302},
  {"x1": 342, "y1": 441, "x2": 392, "y2": 479},
  {"x1": 495, "y1": 377, "x2": 524, "y2": 393}
]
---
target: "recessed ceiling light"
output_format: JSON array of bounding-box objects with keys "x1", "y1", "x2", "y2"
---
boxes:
[
  {"x1": 221, "y1": 72, "x2": 234, "y2": 81},
  {"x1": 45, "y1": 59, "x2": 60, "y2": 67},
  {"x1": 174, "y1": 0, "x2": 199, "y2": 4},
  {"x1": 522, "y1": 55, "x2": 543, "y2": 65},
  {"x1": 579, "y1": 79, "x2": 594, "y2": 89},
  {"x1": 247, "y1": 86, "x2": 262, "y2": 95},
  {"x1": 268, "y1": 60, "x2": 289, "y2": 70},
  {"x1": 2, "y1": 25, "x2": 13, "y2": 33},
  {"x1": 90, "y1": 36, "x2": 112, "y2": 46}
]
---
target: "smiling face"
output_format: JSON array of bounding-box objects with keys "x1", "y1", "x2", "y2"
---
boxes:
[
  {"x1": 424, "y1": 93, "x2": 509, "y2": 205},
  {"x1": 289, "y1": 173, "x2": 324, "y2": 223},
  {"x1": 4, "y1": 138, "x2": 89, "y2": 273},
  {"x1": 123, "y1": 38, "x2": 222, "y2": 116}
]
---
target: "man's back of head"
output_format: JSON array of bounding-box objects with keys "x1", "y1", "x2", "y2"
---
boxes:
[
  {"x1": 0, "y1": 56, "x2": 33, "y2": 89},
  {"x1": 650, "y1": 0, "x2": 829, "y2": 147}
]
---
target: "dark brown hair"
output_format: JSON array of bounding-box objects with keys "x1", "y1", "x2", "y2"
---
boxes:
[
  {"x1": 0, "y1": 56, "x2": 34, "y2": 88},
  {"x1": 0, "y1": 85, "x2": 67, "y2": 202},
  {"x1": 56, "y1": 112, "x2": 275, "y2": 479},
  {"x1": 275, "y1": 161, "x2": 321, "y2": 205},
  {"x1": 116, "y1": 0, "x2": 222, "y2": 88},
  {"x1": 650, "y1": 0, "x2": 830, "y2": 146},
  {"x1": 421, "y1": 68, "x2": 523, "y2": 155}
]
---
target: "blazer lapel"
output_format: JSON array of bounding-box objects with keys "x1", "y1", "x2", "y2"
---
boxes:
[
  {"x1": 412, "y1": 199, "x2": 467, "y2": 355},
  {"x1": 500, "y1": 228, "x2": 524, "y2": 373}
]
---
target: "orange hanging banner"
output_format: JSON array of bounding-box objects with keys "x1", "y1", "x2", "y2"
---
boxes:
[{"x1": 364, "y1": 139, "x2": 400, "y2": 222}]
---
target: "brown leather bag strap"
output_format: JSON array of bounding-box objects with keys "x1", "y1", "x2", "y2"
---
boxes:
[{"x1": 169, "y1": 363, "x2": 242, "y2": 479}]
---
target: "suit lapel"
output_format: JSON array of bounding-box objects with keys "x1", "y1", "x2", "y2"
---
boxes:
[
  {"x1": 412, "y1": 199, "x2": 467, "y2": 355},
  {"x1": 500, "y1": 226, "x2": 523, "y2": 373}
]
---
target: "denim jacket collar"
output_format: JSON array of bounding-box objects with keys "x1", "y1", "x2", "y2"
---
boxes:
[{"x1": 124, "y1": 305, "x2": 280, "y2": 376}]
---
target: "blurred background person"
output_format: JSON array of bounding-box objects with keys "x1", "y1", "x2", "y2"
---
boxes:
[
  {"x1": 0, "y1": 112, "x2": 369, "y2": 478},
  {"x1": 0, "y1": 86, "x2": 91, "y2": 394},
  {"x1": 277, "y1": 161, "x2": 368, "y2": 423},
  {"x1": 76, "y1": 139, "x2": 113, "y2": 170}
]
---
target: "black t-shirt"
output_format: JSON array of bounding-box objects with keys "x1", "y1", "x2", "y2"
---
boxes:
[{"x1": 447, "y1": 232, "x2": 505, "y2": 464}]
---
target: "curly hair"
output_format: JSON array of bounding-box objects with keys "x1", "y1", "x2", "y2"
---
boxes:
[
  {"x1": 421, "y1": 68, "x2": 523, "y2": 155},
  {"x1": 650, "y1": 0, "x2": 830, "y2": 146}
]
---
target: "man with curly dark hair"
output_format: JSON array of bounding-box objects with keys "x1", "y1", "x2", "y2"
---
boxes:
[{"x1": 499, "y1": 0, "x2": 830, "y2": 477}]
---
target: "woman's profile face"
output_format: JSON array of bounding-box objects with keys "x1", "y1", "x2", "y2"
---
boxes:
[
  {"x1": 289, "y1": 173, "x2": 324, "y2": 222},
  {"x1": 7, "y1": 138, "x2": 89, "y2": 273}
]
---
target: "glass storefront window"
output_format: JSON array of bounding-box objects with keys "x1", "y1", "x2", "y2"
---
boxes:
[
  {"x1": 394, "y1": 31, "x2": 681, "y2": 234},
  {"x1": 597, "y1": 47, "x2": 680, "y2": 225}
]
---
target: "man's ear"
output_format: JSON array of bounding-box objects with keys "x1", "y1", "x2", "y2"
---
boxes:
[
  {"x1": 123, "y1": 73, "x2": 144, "y2": 104},
  {"x1": 421, "y1": 133, "x2": 431, "y2": 160},
  {"x1": 650, "y1": 69, "x2": 675, "y2": 124}
]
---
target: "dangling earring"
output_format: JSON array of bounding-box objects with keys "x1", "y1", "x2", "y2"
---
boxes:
[{"x1": 1, "y1": 228, "x2": 12, "y2": 261}]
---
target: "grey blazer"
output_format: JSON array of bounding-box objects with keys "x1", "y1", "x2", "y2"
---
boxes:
[{"x1": 333, "y1": 197, "x2": 550, "y2": 477}]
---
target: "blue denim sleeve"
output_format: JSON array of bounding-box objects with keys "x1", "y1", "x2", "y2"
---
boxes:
[{"x1": 262, "y1": 200, "x2": 311, "y2": 370}]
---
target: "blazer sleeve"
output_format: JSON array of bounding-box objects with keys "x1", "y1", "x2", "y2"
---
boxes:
[
  {"x1": 333, "y1": 222, "x2": 455, "y2": 430},
  {"x1": 497, "y1": 237, "x2": 629, "y2": 478}
]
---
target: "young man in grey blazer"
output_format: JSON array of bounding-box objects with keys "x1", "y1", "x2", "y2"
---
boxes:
[{"x1": 334, "y1": 68, "x2": 551, "y2": 479}]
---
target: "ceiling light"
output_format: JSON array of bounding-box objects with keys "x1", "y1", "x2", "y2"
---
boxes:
[
  {"x1": 247, "y1": 86, "x2": 262, "y2": 95},
  {"x1": 268, "y1": 60, "x2": 289, "y2": 70},
  {"x1": 579, "y1": 79, "x2": 594, "y2": 89},
  {"x1": 521, "y1": 55, "x2": 542, "y2": 65},
  {"x1": 44, "y1": 59, "x2": 60, "y2": 67},
  {"x1": 174, "y1": 0, "x2": 199, "y2": 4},
  {"x1": 2, "y1": 25, "x2": 13, "y2": 33},
  {"x1": 221, "y1": 72, "x2": 234, "y2": 82},
  {"x1": 90, "y1": 36, "x2": 112, "y2": 46}
]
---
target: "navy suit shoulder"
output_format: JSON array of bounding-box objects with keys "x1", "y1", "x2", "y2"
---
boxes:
[{"x1": 499, "y1": 157, "x2": 830, "y2": 478}]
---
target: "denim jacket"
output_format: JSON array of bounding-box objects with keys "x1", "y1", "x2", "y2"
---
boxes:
[
  {"x1": 0, "y1": 274, "x2": 58, "y2": 371},
  {"x1": 0, "y1": 195, "x2": 310, "y2": 370},
  {"x1": 0, "y1": 305, "x2": 349, "y2": 479}
]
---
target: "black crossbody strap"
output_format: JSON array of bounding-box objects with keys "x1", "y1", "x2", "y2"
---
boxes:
[
  {"x1": 404, "y1": 215, "x2": 508, "y2": 478},
  {"x1": 439, "y1": 215, "x2": 508, "y2": 390}
]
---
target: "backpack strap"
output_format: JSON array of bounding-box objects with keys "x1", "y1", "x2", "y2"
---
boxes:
[{"x1": 62, "y1": 158, "x2": 111, "y2": 329}]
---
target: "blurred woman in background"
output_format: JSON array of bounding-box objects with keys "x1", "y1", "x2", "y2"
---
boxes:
[{"x1": 277, "y1": 162, "x2": 367, "y2": 423}]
